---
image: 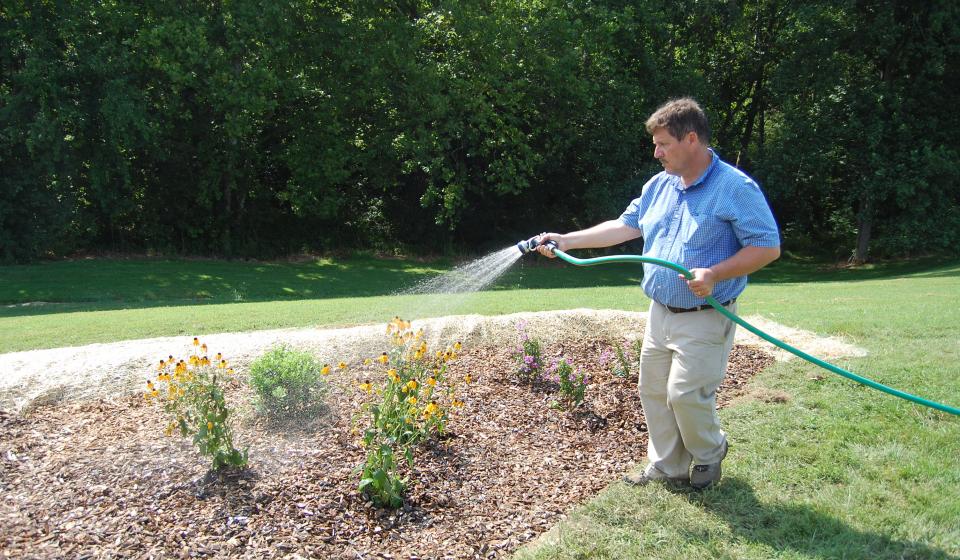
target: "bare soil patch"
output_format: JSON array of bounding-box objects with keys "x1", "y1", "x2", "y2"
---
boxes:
[{"x1": 1, "y1": 335, "x2": 773, "y2": 559}]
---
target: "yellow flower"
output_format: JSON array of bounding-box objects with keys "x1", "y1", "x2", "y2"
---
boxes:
[
  {"x1": 157, "y1": 360, "x2": 166, "y2": 370},
  {"x1": 401, "y1": 386, "x2": 409, "y2": 394},
  {"x1": 338, "y1": 361, "x2": 347, "y2": 370},
  {"x1": 215, "y1": 352, "x2": 222, "y2": 361},
  {"x1": 227, "y1": 368, "x2": 235, "y2": 375},
  {"x1": 207, "y1": 421, "x2": 214, "y2": 431},
  {"x1": 218, "y1": 360, "x2": 227, "y2": 370},
  {"x1": 164, "y1": 423, "x2": 175, "y2": 437},
  {"x1": 201, "y1": 343, "x2": 208, "y2": 353},
  {"x1": 407, "y1": 396, "x2": 417, "y2": 405},
  {"x1": 464, "y1": 374, "x2": 472, "y2": 384},
  {"x1": 454, "y1": 341, "x2": 462, "y2": 351},
  {"x1": 452, "y1": 399, "x2": 464, "y2": 408},
  {"x1": 359, "y1": 382, "x2": 372, "y2": 393},
  {"x1": 424, "y1": 403, "x2": 439, "y2": 417},
  {"x1": 406, "y1": 379, "x2": 418, "y2": 391},
  {"x1": 192, "y1": 337, "x2": 199, "y2": 347},
  {"x1": 378, "y1": 353, "x2": 389, "y2": 364},
  {"x1": 321, "y1": 364, "x2": 331, "y2": 375},
  {"x1": 427, "y1": 377, "x2": 437, "y2": 387},
  {"x1": 364, "y1": 358, "x2": 372, "y2": 366}
]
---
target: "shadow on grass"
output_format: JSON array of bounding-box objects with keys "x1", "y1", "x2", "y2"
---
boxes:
[
  {"x1": 0, "y1": 256, "x2": 642, "y2": 318},
  {"x1": 2, "y1": 252, "x2": 957, "y2": 319},
  {"x1": 678, "y1": 476, "x2": 957, "y2": 559},
  {"x1": 749, "y1": 255, "x2": 960, "y2": 284}
]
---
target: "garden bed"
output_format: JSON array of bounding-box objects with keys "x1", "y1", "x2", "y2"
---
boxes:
[{"x1": 1, "y1": 335, "x2": 773, "y2": 559}]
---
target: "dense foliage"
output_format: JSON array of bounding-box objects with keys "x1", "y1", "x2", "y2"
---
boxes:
[
  {"x1": 248, "y1": 345, "x2": 329, "y2": 418},
  {"x1": 3, "y1": 1, "x2": 958, "y2": 262}
]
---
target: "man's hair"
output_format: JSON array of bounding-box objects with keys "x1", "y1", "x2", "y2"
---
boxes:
[{"x1": 645, "y1": 97, "x2": 711, "y2": 143}]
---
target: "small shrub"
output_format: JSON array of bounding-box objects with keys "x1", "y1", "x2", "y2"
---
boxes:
[
  {"x1": 512, "y1": 320, "x2": 543, "y2": 383},
  {"x1": 612, "y1": 341, "x2": 632, "y2": 378},
  {"x1": 352, "y1": 317, "x2": 468, "y2": 508},
  {"x1": 248, "y1": 345, "x2": 329, "y2": 417},
  {"x1": 145, "y1": 338, "x2": 247, "y2": 471},
  {"x1": 544, "y1": 357, "x2": 588, "y2": 410}
]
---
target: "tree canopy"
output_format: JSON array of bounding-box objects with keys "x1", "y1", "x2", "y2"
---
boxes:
[{"x1": 2, "y1": 0, "x2": 958, "y2": 262}]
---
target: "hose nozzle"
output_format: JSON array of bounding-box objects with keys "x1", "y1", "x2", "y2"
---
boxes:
[{"x1": 516, "y1": 236, "x2": 557, "y2": 255}]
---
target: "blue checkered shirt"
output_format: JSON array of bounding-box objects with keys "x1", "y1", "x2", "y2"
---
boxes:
[{"x1": 619, "y1": 150, "x2": 780, "y2": 309}]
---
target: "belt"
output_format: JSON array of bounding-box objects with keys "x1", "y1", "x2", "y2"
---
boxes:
[{"x1": 663, "y1": 298, "x2": 736, "y2": 314}]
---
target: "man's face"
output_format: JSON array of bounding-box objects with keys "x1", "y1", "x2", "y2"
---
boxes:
[{"x1": 652, "y1": 128, "x2": 694, "y2": 176}]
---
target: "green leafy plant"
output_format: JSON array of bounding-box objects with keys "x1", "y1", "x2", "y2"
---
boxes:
[
  {"x1": 512, "y1": 320, "x2": 543, "y2": 383},
  {"x1": 546, "y1": 357, "x2": 588, "y2": 410},
  {"x1": 145, "y1": 338, "x2": 247, "y2": 470},
  {"x1": 248, "y1": 345, "x2": 329, "y2": 417},
  {"x1": 613, "y1": 341, "x2": 632, "y2": 378},
  {"x1": 358, "y1": 440, "x2": 409, "y2": 509},
  {"x1": 351, "y1": 317, "x2": 469, "y2": 508}
]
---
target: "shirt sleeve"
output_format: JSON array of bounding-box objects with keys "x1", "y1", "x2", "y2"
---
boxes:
[
  {"x1": 730, "y1": 179, "x2": 781, "y2": 248},
  {"x1": 618, "y1": 176, "x2": 656, "y2": 232},
  {"x1": 619, "y1": 197, "x2": 642, "y2": 230}
]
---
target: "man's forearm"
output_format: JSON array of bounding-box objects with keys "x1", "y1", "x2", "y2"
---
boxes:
[
  {"x1": 560, "y1": 220, "x2": 641, "y2": 250},
  {"x1": 709, "y1": 245, "x2": 781, "y2": 281}
]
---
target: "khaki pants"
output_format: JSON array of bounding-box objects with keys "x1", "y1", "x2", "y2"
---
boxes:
[{"x1": 638, "y1": 300, "x2": 737, "y2": 478}]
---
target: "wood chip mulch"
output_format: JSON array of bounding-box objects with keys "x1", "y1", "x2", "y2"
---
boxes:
[{"x1": 1, "y1": 339, "x2": 774, "y2": 559}]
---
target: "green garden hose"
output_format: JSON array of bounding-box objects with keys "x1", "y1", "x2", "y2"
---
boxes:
[{"x1": 551, "y1": 248, "x2": 960, "y2": 417}]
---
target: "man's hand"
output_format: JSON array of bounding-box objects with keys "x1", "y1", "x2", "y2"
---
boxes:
[
  {"x1": 683, "y1": 268, "x2": 717, "y2": 298},
  {"x1": 536, "y1": 232, "x2": 565, "y2": 258}
]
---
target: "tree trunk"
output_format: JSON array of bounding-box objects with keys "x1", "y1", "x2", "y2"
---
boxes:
[{"x1": 852, "y1": 194, "x2": 872, "y2": 264}]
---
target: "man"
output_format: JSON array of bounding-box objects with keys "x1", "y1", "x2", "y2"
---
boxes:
[{"x1": 536, "y1": 98, "x2": 780, "y2": 489}]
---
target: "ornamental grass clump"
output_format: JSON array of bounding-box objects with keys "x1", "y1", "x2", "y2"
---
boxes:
[
  {"x1": 248, "y1": 344, "x2": 329, "y2": 418},
  {"x1": 352, "y1": 316, "x2": 468, "y2": 508},
  {"x1": 512, "y1": 320, "x2": 543, "y2": 383},
  {"x1": 145, "y1": 338, "x2": 247, "y2": 471}
]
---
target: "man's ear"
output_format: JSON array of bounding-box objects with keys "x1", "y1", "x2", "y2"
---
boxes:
[{"x1": 685, "y1": 131, "x2": 699, "y2": 145}]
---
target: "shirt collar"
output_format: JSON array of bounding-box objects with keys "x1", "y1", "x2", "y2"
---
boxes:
[{"x1": 674, "y1": 148, "x2": 719, "y2": 191}]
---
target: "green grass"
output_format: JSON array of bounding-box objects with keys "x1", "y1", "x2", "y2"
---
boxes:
[
  {"x1": 2, "y1": 253, "x2": 959, "y2": 558},
  {"x1": 0, "y1": 254, "x2": 644, "y2": 353},
  {"x1": 514, "y1": 257, "x2": 960, "y2": 560}
]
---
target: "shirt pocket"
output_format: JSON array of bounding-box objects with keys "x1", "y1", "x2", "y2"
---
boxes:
[{"x1": 681, "y1": 212, "x2": 725, "y2": 249}]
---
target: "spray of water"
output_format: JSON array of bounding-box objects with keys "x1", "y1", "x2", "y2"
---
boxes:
[
  {"x1": 392, "y1": 246, "x2": 524, "y2": 320},
  {"x1": 401, "y1": 246, "x2": 522, "y2": 295}
]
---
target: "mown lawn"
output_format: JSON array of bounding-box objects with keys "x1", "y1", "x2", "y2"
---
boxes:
[{"x1": 2, "y1": 252, "x2": 958, "y2": 558}]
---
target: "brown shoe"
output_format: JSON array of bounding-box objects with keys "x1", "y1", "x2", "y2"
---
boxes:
[
  {"x1": 623, "y1": 465, "x2": 689, "y2": 486},
  {"x1": 690, "y1": 440, "x2": 729, "y2": 490}
]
